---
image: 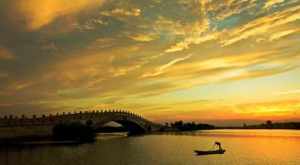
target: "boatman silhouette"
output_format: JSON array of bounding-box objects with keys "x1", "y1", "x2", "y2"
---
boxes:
[{"x1": 214, "y1": 141, "x2": 223, "y2": 151}]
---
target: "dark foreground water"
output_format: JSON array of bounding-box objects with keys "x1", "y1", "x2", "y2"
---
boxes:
[{"x1": 1, "y1": 129, "x2": 300, "y2": 165}]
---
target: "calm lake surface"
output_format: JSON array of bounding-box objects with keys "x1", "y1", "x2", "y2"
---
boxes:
[{"x1": 1, "y1": 129, "x2": 300, "y2": 165}]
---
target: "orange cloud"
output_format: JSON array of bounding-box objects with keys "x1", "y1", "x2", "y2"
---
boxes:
[
  {"x1": 222, "y1": 5, "x2": 300, "y2": 46},
  {"x1": 141, "y1": 99, "x2": 300, "y2": 122},
  {"x1": 0, "y1": 47, "x2": 15, "y2": 60},
  {"x1": 264, "y1": 0, "x2": 285, "y2": 9},
  {"x1": 234, "y1": 100, "x2": 300, "y2": 120},
  {"x1": 129, "y1": 33, "x2": 157, "y2": 42},
  {"x1": 142, "y1": 54, "x2": 192, "y2": 78},
  {"x1": 10, "y1": 0, "x2": 106, "y2": 31},
  {"x1": 101, "y1": 8, "x2": 141, "y2": 17}
]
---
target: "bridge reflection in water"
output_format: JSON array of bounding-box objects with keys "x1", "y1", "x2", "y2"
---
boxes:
[{"x1": 0, "y1": 110, "x2": 162, "y2": 139}]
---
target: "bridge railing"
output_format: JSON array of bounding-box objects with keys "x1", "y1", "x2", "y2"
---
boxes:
[{"x1": 0, "y1": 110, "x2": 157, "y2": 127}]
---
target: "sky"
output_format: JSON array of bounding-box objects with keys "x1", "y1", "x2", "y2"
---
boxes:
[{"x1": 0, "y1": 0, "x2": 300, "y2": 126}]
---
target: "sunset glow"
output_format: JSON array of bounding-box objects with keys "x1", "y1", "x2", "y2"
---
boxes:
[{"x1": 0, "y1": 0, "x2": 300, "y2": 125}]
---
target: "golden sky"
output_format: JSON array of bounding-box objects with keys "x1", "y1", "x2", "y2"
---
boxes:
[{"x1": 0, "y1": 0, "x2": 300, "y2": 125}]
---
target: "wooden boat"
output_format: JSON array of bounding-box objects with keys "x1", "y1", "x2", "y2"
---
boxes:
[{"x1": 194, "y1": 149, "x2": 226, "y2": 155}]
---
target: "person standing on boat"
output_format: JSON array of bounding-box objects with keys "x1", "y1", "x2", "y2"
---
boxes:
[{"x1": 214, "y1": 141, "x2": 223, "y2": 151}]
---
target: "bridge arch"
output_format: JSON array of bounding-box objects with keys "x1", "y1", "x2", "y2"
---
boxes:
[{"x1": 85, "y1": 111, "x2": 153, "y2": 135}]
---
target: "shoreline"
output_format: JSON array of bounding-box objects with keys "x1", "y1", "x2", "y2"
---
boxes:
[
  {"x1": 0, "y1": 140, "x2": 82, "y2": 147},
  {"x1": 1, "y1": 128, "x2": 299, "y2": 147},
  {"x1": 0, "y1": 135, "x2": 83, "y2": 147}
]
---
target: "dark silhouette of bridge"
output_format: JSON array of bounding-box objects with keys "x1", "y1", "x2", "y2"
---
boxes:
[{"x1": 0, "y1": 110, "x2": 162, "y2": 138}]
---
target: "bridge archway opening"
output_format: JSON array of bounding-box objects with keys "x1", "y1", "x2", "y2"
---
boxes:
[
  {"x1": 95, "y1": 120, "x2": 146, "y2": 135},
  {"x1": 103, "y1": 121, "x2": 123, "y2": 127}
]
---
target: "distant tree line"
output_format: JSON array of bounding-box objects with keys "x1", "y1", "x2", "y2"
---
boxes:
[
  {"x1": 163, "y1": 120, "x2": 215, "y2": 131},
  {"x1": 243, "y1": 120, "x2": 300, "y2": 129}
]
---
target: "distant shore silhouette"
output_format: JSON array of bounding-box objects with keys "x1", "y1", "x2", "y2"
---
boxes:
[
  {"x1": 1, "y1": 120, "x2": 300, "y2": 146},
  {"x1": 220, "y1": 120, "x2": 300, "y2": 130}
]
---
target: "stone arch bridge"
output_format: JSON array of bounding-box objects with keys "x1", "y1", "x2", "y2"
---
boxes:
[{"x1": 0, "y1": 110, "x2": 162, "y2": 139}]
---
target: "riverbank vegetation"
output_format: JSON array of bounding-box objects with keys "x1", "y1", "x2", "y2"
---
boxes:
[
  {"x1": 161, "y1": 121, "x2": 215, "y2": 131},
  {"x1": 241, "y1": 121, "x2": 300, "y2": 129}
]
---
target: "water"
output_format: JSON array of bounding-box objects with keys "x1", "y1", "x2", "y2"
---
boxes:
[{"x1": 1, "y1": 129, "x2": 300, "y2": 165}]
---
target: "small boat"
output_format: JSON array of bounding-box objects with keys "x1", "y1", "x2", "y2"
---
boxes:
[
  {"x1": 194, "y1": 149, "x2": 226, "y2": 155},
  {"x1": 194, "y1": 141, "x2": 226, "y2": 156}
]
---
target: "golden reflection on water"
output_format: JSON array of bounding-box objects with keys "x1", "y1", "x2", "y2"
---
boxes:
[
  {"x1": 152, "y1": 129, "x2": 300, "y2": 165},
  {"x1": 0, "y1": 129, "x2": 300, "y2": 165}
]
